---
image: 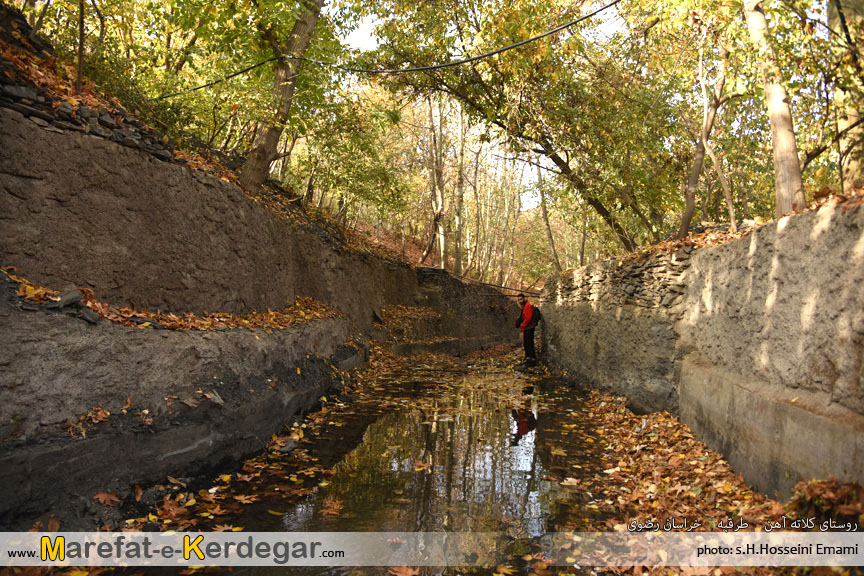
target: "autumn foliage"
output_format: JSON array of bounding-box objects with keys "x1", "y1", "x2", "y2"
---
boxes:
[{"x1": 3, "y1": 266, "x2": 338, "y2": 332}]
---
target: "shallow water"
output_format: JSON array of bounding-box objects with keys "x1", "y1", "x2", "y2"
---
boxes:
[{"x1": 207, "y1": 356, "x2": 604, "y2": 574}]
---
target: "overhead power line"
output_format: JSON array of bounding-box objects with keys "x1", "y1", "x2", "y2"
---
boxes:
[{"x1": 157, "y1": 0, "x2": 623, "y2": 100}]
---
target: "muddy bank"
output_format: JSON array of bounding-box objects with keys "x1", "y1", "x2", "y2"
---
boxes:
[
  {"x1": 0, "y1": 275, "x2": 364, "y2": 529},
  {"x1": 0, "y1": 107, "x2": 518, "y2": 342}
]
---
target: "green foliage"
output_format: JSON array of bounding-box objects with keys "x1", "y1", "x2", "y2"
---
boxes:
[{"x1": 16, "y1": 0, "x2": 863, "y2": 277}]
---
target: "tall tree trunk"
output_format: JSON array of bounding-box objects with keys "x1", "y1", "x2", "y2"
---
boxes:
[
  {"x1": 172, "y1": 33, "x2": 198, "y2": 74},
  {"x1": 453, "y1": 112, "x2": 466, "y2": 275},
  {"x1": 701, "y1": 42, "x2": 737, "y2": 232},
  {"x1": 466, "y1": 147, "x2": 483, "y2": 274},
  {"x1": 23, "y1": 0, "x2": 36, "y2": 25},
  {"x1": 744, "y1": 0, "x2": 807, "y2": 216},
  {"x1": 75, "y1": 0, "x2": 84, "y2": 94},
  {"x1": 679, "y1": 33, "x2": 727, "y2": 238},
  {"x1": 165, "y1": 5, "x2": 173, "y2": 69},
  {"x1": 420, "y1": 98, "x2": 448, "y2": 268},
  {"x1": 442, "y1": 219, "x2": 450, "y2": 271},
  {"x1": 303, "y1": 158, "x2": 318, "y2": 208},
  {"x1": 829, "y1": 0, "x2": 864, "y2": 190},
  {"x1": 704, "y1": 142, "x2": 738, "y2": 232},
  {"x1": 238, "y1": 0, "x2": 325, "y2": 192},
  {"x1": 579, "y1": 209, "x2": 587, "y2": 267},
  {"x1": 89, "y1": 0, "x2": 104, "y2": 51},
  {"x1": 701, "y1": 178, "x2": 712, "y2": 221},
  {"x1": 29, "y1": 0, "x2": 52, "y2": 40},
  {"x1": 277, "y1": 133, "x2": 297, "y2": 181},
  {"x1": 536, "y1": 163, "x2": 562, "y2": 272},
  {"x1": 502, "y1": 163, "x2": 523, "y2": 286},
  {"x1": 434, "y1": 99, "x2": 447, "y2": 269},
  {"x1": 420, "y1": 97, "x2": 446, "y2": 267}
]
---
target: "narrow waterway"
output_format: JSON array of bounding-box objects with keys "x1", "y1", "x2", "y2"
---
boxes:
[{"x1": 202, "y1": 351, "x2": 609, "y2": 574}]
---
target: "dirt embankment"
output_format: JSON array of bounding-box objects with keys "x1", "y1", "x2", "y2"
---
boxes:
[{"x1": 0, "y1": 92, "x2": 518, "y2": 531}]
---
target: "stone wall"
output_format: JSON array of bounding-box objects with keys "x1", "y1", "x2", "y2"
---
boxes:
[
  {"x1": 0, "y1": 106, "x2": 518, "y2": 341},
  {"x1": 0, "y1": 274, "x2": 363, "y2": 528},
  {"x1": 542, "y1": 202, "x2": 864, "y2": 496},
  {"x1": 542, "y1": 248, "x2": 691, "y2": 413}
]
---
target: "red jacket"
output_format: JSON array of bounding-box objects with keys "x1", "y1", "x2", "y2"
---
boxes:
[{"x1": 518, "y1": 301, "x2": 537, "y2": 332}]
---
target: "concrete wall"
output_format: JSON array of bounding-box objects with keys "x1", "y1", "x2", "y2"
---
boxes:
[{"x1": 543, "y1": 202, "x2": 864, "y2": 497}]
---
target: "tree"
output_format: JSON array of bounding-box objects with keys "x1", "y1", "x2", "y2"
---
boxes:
[
  {"x1": 75, "y1": 0, "x2": 84, "y2": 94},
  {"x1": 453, "y1": 111, "x2": 467, "y2": 275},
  {"x1": 238, "y1": 0, "x2": 325, "y2": 192},
  {"x1": 367, "y1": 0, "x2": 655, "y2": 251},
  {"x1": 744, "y1": 0, "x2": 807, "y2": 216},
  {"x1": 829, "y1": 0, "x2": 864, "y2": 190},
  {"x1": 420, "y1": 96, "x2": 449, "y2": 268},
  {"x1": 679, "y1": 32, "x2": 738, "y2": 237},
  {"x1": 536, "y1": 163, "x2": 562, "y2": 272}
]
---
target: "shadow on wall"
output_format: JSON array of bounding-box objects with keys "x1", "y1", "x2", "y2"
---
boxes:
[
  {"x1": 680, "y1": 204, "x2": 864, "y2": 416},
  {"x1": 676, "y1": 203, "x2": 864, "y2": 496}
]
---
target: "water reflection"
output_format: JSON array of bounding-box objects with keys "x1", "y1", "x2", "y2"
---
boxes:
[
  {"x1": 277, "y1": 373, "x2": 558, "y2": 541},
  {"x1": 511, "y1": 408, "x2": 538, "y2": 446},
  {"x1": 233, "y1": 361, "x2": 601, "y2": 575}
]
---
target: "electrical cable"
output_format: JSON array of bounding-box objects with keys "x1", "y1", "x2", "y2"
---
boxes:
[{"x1": 157, "y1": 0, "x2": 623, "y2": 100}]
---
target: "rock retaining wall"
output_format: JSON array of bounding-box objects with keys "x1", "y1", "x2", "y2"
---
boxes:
[
  {"x1": 0, "y1": 75, "x2": 517, "y2": 528},
  {"x1": 543, "y1": 203, "x2": 864, "y2": 496},
  {"x1": 0, "y1": 274, "x2": 362, "y2": 528},
  {"x1": 541, "y1": 248, "x2": 691, "y2": 414},
  {"x1": 0, "y1": 106, "x2": 518, "y2": 341}
]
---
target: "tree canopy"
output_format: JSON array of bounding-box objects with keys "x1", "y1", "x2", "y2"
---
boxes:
[{"x1": 18, "y1": 0, "x2": 864, "y2": 284}]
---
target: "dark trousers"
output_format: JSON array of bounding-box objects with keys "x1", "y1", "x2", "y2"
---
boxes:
[{"x1": 523, "y1": 328, "x2": 536, "y2": 360}]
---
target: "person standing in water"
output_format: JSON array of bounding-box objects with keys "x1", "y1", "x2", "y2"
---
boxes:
[{"x1": 515, "y1": 293, "x2": 539, "y2": 367}]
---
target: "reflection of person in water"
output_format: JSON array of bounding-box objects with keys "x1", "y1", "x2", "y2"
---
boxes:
[{"x1": 511, "y1": 408, "x2": 538, "y2": 446}]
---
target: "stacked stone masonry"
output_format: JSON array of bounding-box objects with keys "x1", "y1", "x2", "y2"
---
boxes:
[{"x1": 542, "y1": 203, "x2": 864, "y2": 497}]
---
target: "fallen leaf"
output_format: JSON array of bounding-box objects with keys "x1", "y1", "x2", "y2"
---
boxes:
[{"x1": 94, "y1": 491, "x2": 120, "y2": 506}]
